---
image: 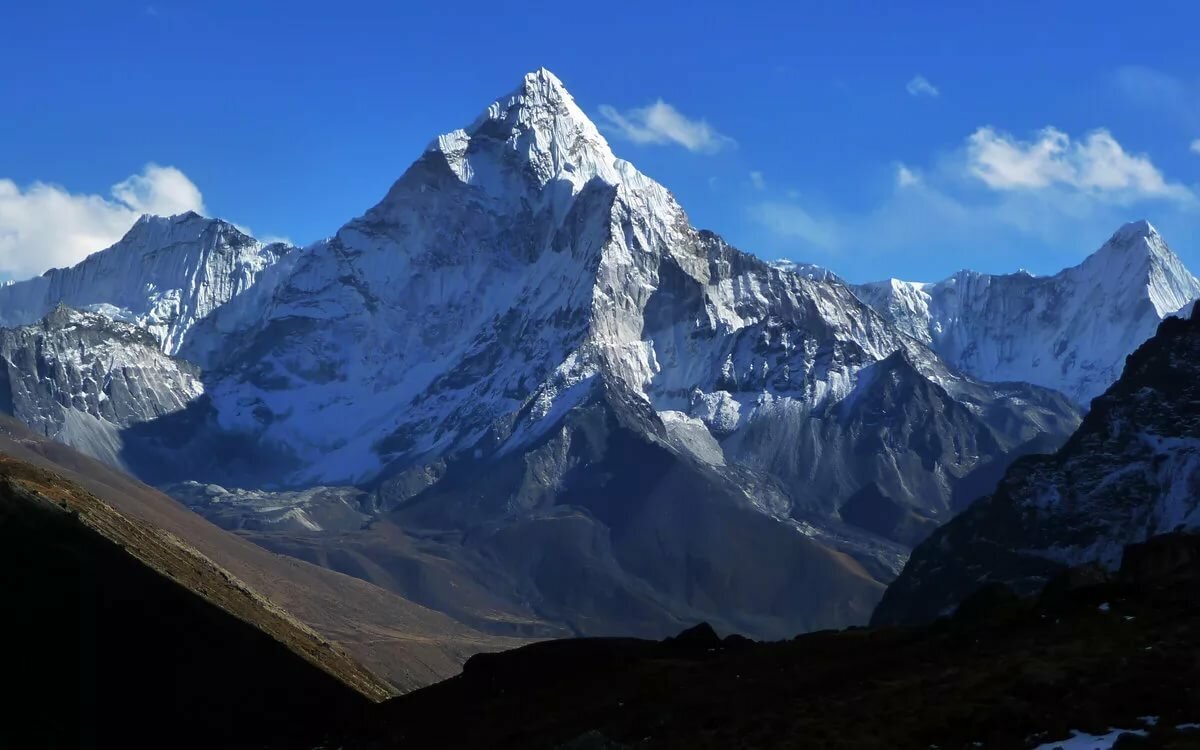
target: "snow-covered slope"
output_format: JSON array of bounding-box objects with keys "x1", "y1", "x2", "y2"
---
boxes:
[
  {"x1": 0, "y1": 305, "x2": 205, "y2": 467},
  {"x1": 0, "y1": 212, "x2": 289, "y2": 355},
  {"x1": 855, "y1": 221, "x2": 1200, "y2": 405},
  {"x1": 874, "y1": 301, "x2": 1200, "y2": 625},
  {"x1": 768, "y1": 259, "x2": 841, "y2": 283}
]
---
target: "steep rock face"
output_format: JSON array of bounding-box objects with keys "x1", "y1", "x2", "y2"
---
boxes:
[
  {"x1": 768, "y1": 259, "x2": 841, "y2": 282},
  {"x1": 187, "y1": 69, "x2": 706, "y2": 484},
  {"x1": 379, "y1": 378, "x2": 887, "y2": 639},
  {"x1": 0, "y1": 212, "x2": 289, "y2": 355},
  {"x1": 0, "y1": 306, "x2": 204, "y2": 467},
  {"x1": 855, "y1": 221, "x2": 1200, "y2": 405},
  {"x1": 874, "y1": 302, "x2": 1200, "y2": 625}
]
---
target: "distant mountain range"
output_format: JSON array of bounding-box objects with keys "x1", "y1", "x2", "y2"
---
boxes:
[
  {"x1": 855, "y1": 220, "x2": 1200, "y2": 405},
  {"x1": 0, "y1": 69, "x2": 1195, "y2": 644}
]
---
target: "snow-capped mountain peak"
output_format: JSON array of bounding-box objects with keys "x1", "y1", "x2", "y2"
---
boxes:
[
  {"x1": 353, "y1": 67, "x2": 675, "y2": 235},
  {"x1": 0, "y1": 211, "x2": 290, "y2": 355},
  {"x1": 1082, "y1": 220, "x2": 1199, "y2": 317},
  {"x1": 855, "y1": 221, "x2": 1200, "y2": 404},
  {"x1": 422, "y1": 67, "x2": 624, "y2": 197},
  {"x1": 768, "y1": 259, "x2": 843, "y2": 283}
]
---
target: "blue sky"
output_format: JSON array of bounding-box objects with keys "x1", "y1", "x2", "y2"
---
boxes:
[{"x1": 3, "y1": 1, "x2": 1200, "y2": 282}]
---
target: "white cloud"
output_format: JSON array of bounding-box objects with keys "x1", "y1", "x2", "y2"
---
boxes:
[
  {"x1": 1191, "y1": 139, "x2": 1200, "y2": 155},
  {"x1": 597, "y1": 100, "x2": 735, "y2": 153},
  {"x1": 906, "y1": 75, "x2": 939, "y2": 98},
  {"x1": 111, "y1": 164, "x2": 205, "y2": 216},
  {"x1": 966, "y1": 126, "x2": 1191, "y2": 201},
  {"x1": 0, "y1": 164, "x2": 205, "y2": 279},
  {"x1": 895, "y1": 164, "x2": 921, "y2": 187},
  {"x1": 749, "y1": 171, "x2": 767, "y2": 190}
]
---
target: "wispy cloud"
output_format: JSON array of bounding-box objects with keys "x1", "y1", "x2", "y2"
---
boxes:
[
  {"x1": 906, "y1": 75, "x2": 939, "y2": 98},
  {"x1": 749, "y1": 201, "x2": 840, "y2": 251},
  {"x1": 597, "y1": 100, "x2": 735, "y2": 153},
  {"x1": 895, "y1": 164, "x2": 921, "y2": 187},
  {"x1": 967, "y1": 126, "x2": 1191, "y2": 201},
  {"x1": 749, "y1": 171, "x2": 767, "y2": 190},
  {"x1": 1191, "y1": 139, "x2": 1200, "y2": 155},
  {"x1": 0, "y1": 164, "x2": 205, "y2": 279}
]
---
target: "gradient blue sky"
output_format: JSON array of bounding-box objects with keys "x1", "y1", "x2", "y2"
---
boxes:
[{"x1": 3, "y1": 0, "x2": 1200, "y2": 282}]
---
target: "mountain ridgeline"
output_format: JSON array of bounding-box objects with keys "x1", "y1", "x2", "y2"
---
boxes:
[
  {"x1": 0, "y1": 69, "x2": 1195, "y2": 646},
  {"x1": 854, "y1": 220, "x2": 1200, "y2": 405}
]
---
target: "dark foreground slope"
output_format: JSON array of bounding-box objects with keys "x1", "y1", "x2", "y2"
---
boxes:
[
  {"x1": 0, "y1": 415, "x2": 532, "y2": 692},
  {"x1": 0, "y1": 455, "x2": 371, "y2": 749},
  {"x1": 341, "y1": 535, "x2": 1200, "y2": 750}
]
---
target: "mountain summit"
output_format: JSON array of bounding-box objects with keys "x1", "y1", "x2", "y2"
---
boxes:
[
  {"x1": 1083, "y1": 220, "x2": 1199, "y2": 318},
  {"x1": 430, "y1": 67, "x2": 627, "y2": 192},
  {"x1": 0, "y1": 211, "x2": 289, "y2": 354},
  {"x1": 855, "y1": 220, "x2": 1200, "y2": 405}
]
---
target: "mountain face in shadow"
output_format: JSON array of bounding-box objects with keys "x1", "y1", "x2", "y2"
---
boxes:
[{"x1": 875, "y1": 302, "x2": 1200, "y2": 626}]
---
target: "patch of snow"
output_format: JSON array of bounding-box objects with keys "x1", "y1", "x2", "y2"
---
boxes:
[{"x1": 1032, "y1": 727, "x2": 1147, "y2": 749}]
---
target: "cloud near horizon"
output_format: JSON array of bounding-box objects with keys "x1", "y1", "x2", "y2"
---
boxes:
[
  {"x1": 597, "y1": 100, "x2": 736, "y2": 153},
  {"x1": 0, "y1": 164, "x2": 205, "y2": 279}
]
